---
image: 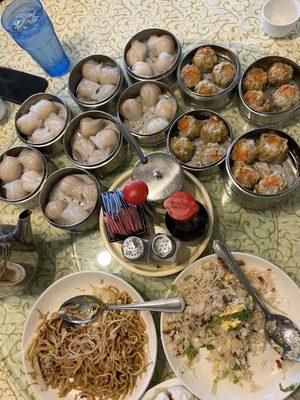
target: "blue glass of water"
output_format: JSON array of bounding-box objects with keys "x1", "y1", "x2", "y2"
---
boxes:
[{"x1": 1, "y1": 0, "x2": 70, "y2": 77}]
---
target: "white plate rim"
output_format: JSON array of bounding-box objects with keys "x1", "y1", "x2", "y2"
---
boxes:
[
  {"x1": 22, "y1": 270, "x2": 158, "y2": 400},
  {"x1": 160, "y1": 252, "x2": 300, "y2": 400}
]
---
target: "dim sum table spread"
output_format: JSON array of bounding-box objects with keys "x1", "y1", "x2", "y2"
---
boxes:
[{"x1": 0, "y1": 0, "x2": 299, "y2": 399}]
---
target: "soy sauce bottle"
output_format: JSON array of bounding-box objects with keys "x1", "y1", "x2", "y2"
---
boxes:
[{"x1": 164, "y1": 191, "x2": 208, "y2": 241}]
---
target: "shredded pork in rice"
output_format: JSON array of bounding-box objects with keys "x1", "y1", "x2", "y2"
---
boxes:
[{"x1": 163, "y1": 258, "x2": 278, "y2": 389}]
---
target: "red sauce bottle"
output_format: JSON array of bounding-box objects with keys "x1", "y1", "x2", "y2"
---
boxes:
[{"x1": 164, "y1": 191, "x2": 208, "y2": 241}]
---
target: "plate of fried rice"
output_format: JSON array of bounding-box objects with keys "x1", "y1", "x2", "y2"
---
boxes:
[{"x1": 161, "y1": 253, "x2": 300, "y2": 400}]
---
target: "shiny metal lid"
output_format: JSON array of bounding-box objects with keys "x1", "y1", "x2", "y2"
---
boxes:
[
  {"x1": 132, "y1": 152, "x2": 184, "y2": 203},
  {"x1": 122, "y1": 237, "x2": 145, "y2": 261}
]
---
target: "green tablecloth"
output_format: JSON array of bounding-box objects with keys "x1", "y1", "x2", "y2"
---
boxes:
[{"x1": 0, "y1": 0, "x2": 299, "y2": 398}]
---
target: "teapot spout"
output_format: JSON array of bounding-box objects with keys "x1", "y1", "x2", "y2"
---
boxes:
[{"x1": 13, "y1": 209, "x2": 33, "y2": 244}]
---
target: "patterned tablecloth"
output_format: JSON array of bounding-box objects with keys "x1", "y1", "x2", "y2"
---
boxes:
[{"x1": 0, "y1": 0, "x2": 299, "y2": 399}]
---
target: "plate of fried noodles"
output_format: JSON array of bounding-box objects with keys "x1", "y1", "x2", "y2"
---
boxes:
[
  {"x1": 161, "y1": 253, "x2": 300, "y2": 400},
  {"x1": 22, "y1": 271, "x2": 157, "y2": 400}
]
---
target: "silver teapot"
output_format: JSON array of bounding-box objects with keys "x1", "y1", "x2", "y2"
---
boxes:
[{"x1": 0, "y1": 209, "x2": 38, "y2": 298}]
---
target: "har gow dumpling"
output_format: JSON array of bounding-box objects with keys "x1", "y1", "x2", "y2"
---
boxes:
[
  {"x1": 126, "y1": 39, "x2": 147, "y2": 67},
  {"x1": 90, "y1": 129, "x2": 118, "y2": 152},
  {"x1": 58, "y1": 175, "x2": 85, "y2": 201},
  {"x1": 61, "y1": 203, "x2": 89, "y2": 225},
  {"x1": 146, "y1": 117, "x2": 169, "y2": 134},
  {"x1": 4, "y1": 179, "x2": 28, "y2": 200},
  {"x1": 21, "y1": 170, "x2": 43, "y2": 192},
  {"x1": 139, "y1": 83, "x2": 161, "y2": 107},
  {"x1": 120, "y1": 99, "x2": 143, "y2": 121},
  {"x1": 87, "y1": 149, "x2": 110, "y2": 164},
  {"x1": 79, "y1": 117, "x2": 106, "y2": 138},
  {"x1": 72, "y1": 133, "x2": 95, "y2": 162},
  {"x1": 0, "y1": 155, "x2": 22, "y2": 182},
  {"x1": 18, "y1": 149, "x2": 44, "y2": 172},
  {"x1": 148, "y1": 35, "x2": 175, "y2": 57},
  {"x1": 132, "y1": 61, "x2": 153, "y2": 77},
  {"x1": 44, "y1": 199, "x2": 68, "y2": 222},
  {"x1": 82, "y1": 59, "x2": 102, "y2": 83},
  {"x1": 29, "y1": 128, "x2": 55, "y2": 144},
  {"x1": 44, "y1": 113, "x2": 65, "y2": 135},
  {"x1": 53, "y1": 102, "x2": 68, "y2": 121},
  {"x1": 82, "y1": 183, "x2": 98, "y2": 210},
  {"x1": 154, "y1": 98, "x2": 176, "y2": 121},
  {"x1": 151, "y1": 52, "x2": 175, "y2": 75},
  {"x1": 30, "y1": 99, "x2": 56, "y2": 120},
  {"x1": 97, "y1": 65, "x2": 119, "y2": 85},
  {"x1": 16, "y1": 113, "x2": 43, "y2": 136},
  {"x1": 92, "y1": 84, "x2": 116, "y2": 102},
  {"x1": 76, "y1": 79, "x2": 101, "y2": 102}
]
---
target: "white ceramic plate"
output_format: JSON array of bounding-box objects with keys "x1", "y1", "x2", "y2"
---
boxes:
[
  {"x1": 22, "y1": 271, "x2": 157, "y2": 400},
  {"x1": 142, "y1": 378, "x2": 196, "y2": 399},
  {"x1": 161, "y1": 253, "x2": 300, "y2": 400}
]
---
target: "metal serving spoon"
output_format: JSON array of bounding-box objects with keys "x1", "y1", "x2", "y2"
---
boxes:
[
  {"x1": 213, "y1": 240, "x2": 300, "y2": 362},
  {"x1": 59, "y1": 295, "x2": 185, "y2": 324}
]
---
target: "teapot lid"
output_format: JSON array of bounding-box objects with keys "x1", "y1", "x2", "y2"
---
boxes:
[{"x1": 132, "y1": 152, "x2": 184, "y2": 203}]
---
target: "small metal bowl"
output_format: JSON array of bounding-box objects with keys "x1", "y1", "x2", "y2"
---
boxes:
[
  {"x1": 123, "y1": 28, "x2": 182, "y2": 86},
  {"x1": 224, "y1": 128, "x2": 300, "y2": 209},
  {"x1": 15, "y1": 93, "x2": 72, "y2": 154},
  {"x1": 167, "y1": 109, "x2": 233, "y2": 176},
  {"x1": 0, "y1": 146, "x2": 49, "y2": 208},
  {"x1": 68, "y1": 54, "x2": 126, "y2": 113},
  {"x1": 117, "y1": 80, "x2": 179, "y2": 147},
  {"x1": 178, "y1": 44, "x2": 241, "y2": 110},
  {"x1": 237, "y1": 56, "x2": 300, "y2": 127},
  {"x1": 64, "y1": 110, "x2": 127, "y2": 175},
  {"x1": 40, "y1": 167, "x2": 101, "y2": 232}
]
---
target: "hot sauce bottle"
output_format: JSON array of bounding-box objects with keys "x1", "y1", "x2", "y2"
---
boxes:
[{"x1": 163, "y1": 191, "x2": 208, "y2": 241}]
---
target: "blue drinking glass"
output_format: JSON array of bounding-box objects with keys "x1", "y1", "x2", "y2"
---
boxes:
[{"x1": 1, "y1": 0, "x2": 70, "y2": 77}]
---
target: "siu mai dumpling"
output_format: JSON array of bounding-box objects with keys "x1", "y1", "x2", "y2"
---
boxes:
[
  {"x1": 272, "y1": 84, "x2": 300, "y2": 111},
  {"x1": 256, "y1": 133, "x2": 288, "y2": 164},
  {"x1": 200, "y1": 116, "x2": 228, "y2": 144},
  {"x1": 254, "y1": 172, "x2": 287, "y2": 195},
  {"x1": 194, "y1": 79, "x2": 218, "y2": 95},
  {"x1": 16, "y1": 113, "x2": 43, "y2": 136},
  {"x1": 198, "y1": 143, "x2": 226, "y2": 166},
  {"x1": 171, "y1": 136, "x2": 195, "y2": 163},
  {"x1": 0, "y1": 155, "x2": 22, "y2": 183},
  {"x1": 21, "y1": 170, "x2": 43, "y2": 192},
  {"x1": 139, "y1": 83, "x2": 161, "y2": 107},
  {"x1": 242, "y1": 67, "x2": 268, "y2": 92},
  {"x1": 4, "y1": 179, "x2": 28, "y2": 200},
  {"x1": 231, "y1": 138, "x2": 257, "y2": 163},
  {"x1": 211, "y1": 61, "x2": 236, "y2": 88},
  {"x1": 18, "y1": 149, "x2": 43, "y2": 172},
  {"x1": 192, "y1": 46, "x2": 217, "y2": 72},
  {"x1": 180, "y1": 64, "x2": 201, "y2": 89},
  {"x1": 267, "y1": 62, "x2": 293, "y2": 86},
  {"x1": 177, "y1": 115, "x2": 202, "y2": 139},
  {"x1": 30, "y1": 99, "x2": 56, "y2": 120},
  {"x1": 244, "y1": 90, "x2": 271, "y2": 112},
  {"x1": 232, "y1": 161, "x2": 260, "y2": 189},
  {"x1": 61, "y1": 203, "x2": 89, "y2": 225}
]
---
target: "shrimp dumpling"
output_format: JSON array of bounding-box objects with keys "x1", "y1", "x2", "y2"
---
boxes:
[
  {"x1": 16, "y1": 113, "x2": 43, "y2": 136},
  {"x1": 76, "y1": 79, "x2": 101, "y2": 102},
  {"x1": 97, "y1": 65, "x2": 119, "y2": 85},
  {"x1": 4, "y1": 179, "x2": 28, "y2": 200},
  {"x1": 154, "y1": 98, "x2": 176, "y2": 121},
  {"x1": 132, "y1": 61, "x2": 153, "y2": 77},
  {"x1": 93, "y1": 84, "x2": 116, "y2": 102},
  {"x1": 82, "y1": 59, "x2": 102, "y2": 83},
  {"x1": 0, "y1": 155, "x2": 22, "y2": 182},
  {"x1": 88, "y1": 149, "x2": 110, "y2": 164},
  {"x1": 18, "y1": 149, "x2": 44, "y2": 172},
  {"x1": 148, "y1": 35, "x2": 175, "y2": 57},
  {"x1": 79, "y1": 117, "x2": 106, "y2": 138},
  {"x1": 72, "y1": 133, "x2": 95, "y2": 162},
  {"x1": 29, "y1": 128, "x2": 55, "y2": 144},
  {"x1": 58, "y1": 175, "x2": 85, "y2": 201},
  {"x1": 140, "y1": 83, "x2": 161, "y2": 107},
  {"x1": 44, "y1": 199, "x2": 68, "y2": 222},
  {"x1": 21, "y1": 170, "x2": 43, "y2": 192},
  {"x1": 61, "y1": 203, "x2": 89, "y2": 225},
  {"x1": 120, "y1": 99, "x2": 143, "y2": 121},
  {"x1": 82, "y1": 182, "x2": 98, "y2": 210},
  {"x1": 30, "y1": 99, "x2": 56, "y2": 120},
  {"x1": 53, "y1": 102, "x2": 68, "y2": 121},
  {"x1": 146, "y1": 117, "x2": 169, "y2": 134},
  {"x1": 152, "y1": 52, "x2": 175, "y2": 75},
  {"x1": 90, "y1": 129, "x2": 118, "y2": 152},
  {"x1": 44, "y1": 113, "x2": 65, "y2": 135},
  {"x1": 126, "y1": 39, "x2": 147, "y2": 67}
]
